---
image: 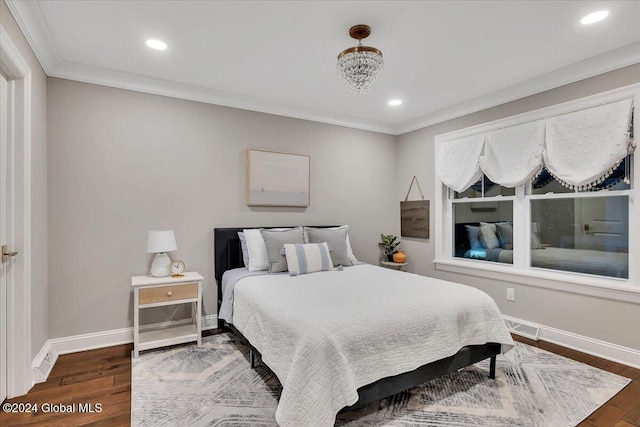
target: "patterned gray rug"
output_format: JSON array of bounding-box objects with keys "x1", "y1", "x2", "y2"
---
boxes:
[{"x1": 132, "y1": 333, "x2": 630, "y2": 426}]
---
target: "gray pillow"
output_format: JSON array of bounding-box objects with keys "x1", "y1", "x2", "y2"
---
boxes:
[
  {"x1": 306, "y1": 227, "x2": 353, "y2": 266},
  {"x1": 237, "y1": 232, "x2": 250, "y2": 267},
  {"x1": 260, "y1": 227, "x2": 304, "y2": 273},
  {"x1": 495, "y1": 222, "x2": 513, "y2": 250}
]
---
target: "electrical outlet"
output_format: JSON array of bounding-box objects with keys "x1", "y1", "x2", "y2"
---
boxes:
[{"x1": 507, "y1": 288, "x2": 515, "y2": 301}]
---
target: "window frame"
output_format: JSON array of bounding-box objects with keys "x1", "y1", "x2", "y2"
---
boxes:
[{"x1": 434, "y1": 83, "x2": 640, "y2": 304}]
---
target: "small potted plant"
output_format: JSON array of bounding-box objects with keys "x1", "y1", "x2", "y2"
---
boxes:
[{"x1": 380, "y1": 234, "x2": 401, "y2": 262}]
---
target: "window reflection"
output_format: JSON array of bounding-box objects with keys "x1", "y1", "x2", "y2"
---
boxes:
[
  {"x1": 530, "y1": 197, "x2": 628, "y2": 278},
  {"x1": 531, "y1": 158, "x2": 631, "y2": 195},
  {"x1": 454, "y1": 201, "x2": 513, "y2": 264},
  {"x1": 455, "y1": 176, "x2": 515, "y2": 199}
]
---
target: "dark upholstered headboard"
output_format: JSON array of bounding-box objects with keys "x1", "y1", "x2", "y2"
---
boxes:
[
  {"x1": 214, "y1": 228, "x2": 245, "y2": 284},
  {"x1": 214, "y1": 226, "x2": 338, "y2": 325}
]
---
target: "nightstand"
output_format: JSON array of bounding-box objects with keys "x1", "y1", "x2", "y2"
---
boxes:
[
  {"x1": 380, "y1": 261, "x2": 408, "y2": 271},
  {"x1": 131, "y1": 272, "x2": 203, "y2": 358}
]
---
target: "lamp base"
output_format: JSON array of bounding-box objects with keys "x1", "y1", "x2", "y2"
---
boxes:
[{"x1": 150, "y1": 253, "x2": 171, "y2": 277}]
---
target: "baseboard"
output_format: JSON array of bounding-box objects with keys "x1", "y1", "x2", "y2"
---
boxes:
[
  {"x1": 33, "y1": 313, "x2": 639, "y2": 386},
  {"x1": 504, "y1": 315, "x2": 640, "y2": 369},
  {"x1": 201, "y1": 314, "x2": 220, "y2": 331},
  {"x1": 31, "y1": 341, "x2": 58, "y2": 385},
  {"x1": 503, "y1": 316, "x2": 540, "y2": 340},
  {"x1": 31, "y1": 315, "x2": 219, "y2": 384}
]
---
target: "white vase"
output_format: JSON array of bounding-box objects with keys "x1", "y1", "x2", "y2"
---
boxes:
[{"x1": 150, "y1": 252, "x2": 171, "y2": 277}]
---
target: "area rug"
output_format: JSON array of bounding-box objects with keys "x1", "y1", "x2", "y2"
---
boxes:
[{"x1": 132, "y1": 333, "x2": 630, "y2": 426}]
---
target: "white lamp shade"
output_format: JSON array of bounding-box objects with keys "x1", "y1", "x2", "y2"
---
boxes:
[{"x1": 147, "y1": 230, "x2": 177, "y2": 253}]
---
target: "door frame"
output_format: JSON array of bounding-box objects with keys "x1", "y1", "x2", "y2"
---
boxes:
[{"x1": 0, "y1": 25, "x2": 33, "y2": 398}]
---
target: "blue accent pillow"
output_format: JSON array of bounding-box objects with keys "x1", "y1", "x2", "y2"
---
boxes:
[{"x1": 465, "y1": 225, "x2": 485, "y2": 250}]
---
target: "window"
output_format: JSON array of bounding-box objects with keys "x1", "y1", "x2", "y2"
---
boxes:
[
  {"x1": 453, "y1": 177, "x2": 513, "y2": 263},
  {"x1": 530, "y1": 194, "x2": 628, "y2": 279},
  {"x1": 434, "y1": 87, "x2": 638, "y2": 295},
  {"x1": 450, "y1": 167, "x2": 632, "y2": 277}
]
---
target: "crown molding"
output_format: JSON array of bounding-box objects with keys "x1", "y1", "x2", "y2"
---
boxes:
[
  {"x1": 4, "y1": 0, "x2": 61, "y2": 74},
  {"x1": 48, "y1": 59, "x2": 397, "y2": 134},
  {"x1": 6, "y1": 0, "x2": 640, "y2": 136},
  {"x1": 396, "y1": 42, "x2": 640, "y2": 135}
]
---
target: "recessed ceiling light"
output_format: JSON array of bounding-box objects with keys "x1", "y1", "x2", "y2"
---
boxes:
[
  {"x1": 146, "y1": 39, "x2": 167, "y2": 50},
  {"x1": 580, "y1": 10, "x2": 609, "y2": 25},
  {"x1": 388, "y1": 99, "x2": 402, "y2": 106}
]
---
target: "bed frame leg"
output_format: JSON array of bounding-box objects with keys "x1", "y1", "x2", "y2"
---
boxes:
[
  {"x1": 489, "y1": 355, "x2": 496, "y2": 379},
  {"x1": 250, "y1": 350, "x2": 256, "y2": 369}
]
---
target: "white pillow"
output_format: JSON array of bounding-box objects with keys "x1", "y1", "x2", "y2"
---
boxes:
[
  {"x1": 284, "y1": 243, "x2": 334, "y2": 276},
  {"x1": 531, "y1": 231, "x2": 543, "y2": 249},
  {"x1": 479, "y1": 222, "x2": 500, "y2": 250},
  {"x1": 345, "y1": 233, "x2": 358, "y2": 264},
  {"x1": 303, "y1": 225, "x2": 358, "y2": 264},
  {"x1": 243, "y1": 228, "x2": 290, "y2": 271}
]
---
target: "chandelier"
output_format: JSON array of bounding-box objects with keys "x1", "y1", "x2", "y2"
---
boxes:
[{"x1": 337, "y1": 25, "x2": 384, "y2": 97}]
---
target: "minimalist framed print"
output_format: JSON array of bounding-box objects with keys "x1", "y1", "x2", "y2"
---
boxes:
[{"x1": 247, "y1": 150, "x2": 310, "y2": 207}]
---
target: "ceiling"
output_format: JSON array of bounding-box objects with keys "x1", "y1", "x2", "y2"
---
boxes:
[{"x1": 6, "y1": 0, "x2": 640, "y2": 135}]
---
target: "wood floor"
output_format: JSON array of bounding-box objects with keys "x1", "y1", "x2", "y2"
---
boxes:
[{"x1": 1, "y1": 332, "x2": 638, "y2": 426}]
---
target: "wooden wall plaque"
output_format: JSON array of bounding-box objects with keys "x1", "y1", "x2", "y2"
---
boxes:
[{"x1": 401, "y1": 200, "x2": 429, "y2": 239}]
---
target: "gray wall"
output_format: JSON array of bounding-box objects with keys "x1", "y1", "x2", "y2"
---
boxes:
[
  {"x1": 40, "y1": 29, "x2": 640, "y2": 352},
  {"x1": 1, "y1": 1, "x2": 48, "y2": 361},
  {"x1": 397, "y1": 63, "x2": 640, "y2": 350},
  {"x1": 47, "y1": 78, "x2": 398, "y2": 338}
]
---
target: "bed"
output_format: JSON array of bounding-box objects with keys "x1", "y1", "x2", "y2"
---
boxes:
[
  {"x1": 215, "y1": 226, "x2": 514, "y2": 427},
  {"x1": 455, "y1": 222, "x2": 628, "y2": 278}
]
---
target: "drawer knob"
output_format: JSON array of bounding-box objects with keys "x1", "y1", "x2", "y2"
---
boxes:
[{"x1": 167, "y1": 291, "x2": 173, "y2": 297}]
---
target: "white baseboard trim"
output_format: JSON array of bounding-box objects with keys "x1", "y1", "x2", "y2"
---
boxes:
[
  {"x1": 49, "y1": 326, "x2": 133, "y2": 356},
  {"x1": 504, "y1": 314, "x2": 640, "y2": 369},
  {"x1": 31, "y1": 341, "x2": 58, "y2": 385},
  {"x1": 202, "y1": 314, "x2": 221, "y2": 331},
  {"x1": 33, "y1": 313, "x2": 638, "y2": 386},
  {"x1": 31, "y1": 315, "x2": 219, "y2": 384}
]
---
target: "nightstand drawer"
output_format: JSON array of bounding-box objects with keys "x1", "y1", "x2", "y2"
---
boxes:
[{"x1": 139, "y1": 283, "x2": 198, "y2": 304}]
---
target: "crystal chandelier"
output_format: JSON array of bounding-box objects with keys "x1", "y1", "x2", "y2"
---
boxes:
[{"x1": 337, "y1": 25, "x2": 384, "y2": 97}]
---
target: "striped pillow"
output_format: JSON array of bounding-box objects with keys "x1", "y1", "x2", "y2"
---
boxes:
[{"x1": 283, "y1": 243, "x2": 333, "y2": 276}]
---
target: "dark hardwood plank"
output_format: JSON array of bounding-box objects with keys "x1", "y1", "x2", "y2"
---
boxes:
[
  {"x1": 50, "y1": 354, "x2": 130, "y2": 378},
  {"x1": 0, "y1": 333, "x2": 636, "y2": 426},
  {"x1": 60, "y1": 363, "x2": 131, "y2": 386},
  {"x1": 54, "y1": 345, "x2": 132, "y2": 366},
  {"x1": 113, "y1": 371, "x2": 131, "y2": 387},
  {"x1": 622, "y1": 397, "x2": 640, "y2": 426}
]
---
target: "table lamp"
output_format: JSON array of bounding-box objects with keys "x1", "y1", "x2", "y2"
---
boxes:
[{"x1": 147, "y1": 230, "x2": 177, "y2": 277}]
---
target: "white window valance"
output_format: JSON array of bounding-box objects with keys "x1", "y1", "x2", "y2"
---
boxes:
[
  {"x1": 436, "y1": 98, "x2": 634, "y2": 192},
  {"x1": 480, "y1": 120, "x2": 545, "y2": 188},
  {"x1": 435, "y1": 134, "x2": 485, "y2": 193},
  {"x1": 544, "y1": 98, "x2": 633, "y2": 189}
]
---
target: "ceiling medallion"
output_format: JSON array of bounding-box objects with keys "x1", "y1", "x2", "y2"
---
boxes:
[{"x1": 337, "y1": 25, "x2": 384, "y2": 97}]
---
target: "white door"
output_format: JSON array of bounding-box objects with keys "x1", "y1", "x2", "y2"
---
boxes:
[{"x1": 0, "y1": 70, "x2": 9, "y2": 402}]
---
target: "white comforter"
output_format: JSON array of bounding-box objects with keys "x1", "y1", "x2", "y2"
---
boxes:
[{"x1": 232, "y1": 264, "x2": 514, "y2": 427}]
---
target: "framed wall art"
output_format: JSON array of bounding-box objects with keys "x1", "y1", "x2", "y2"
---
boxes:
[{"x1": 246, "y1": 149, "x2": 310, "y2": 207}]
